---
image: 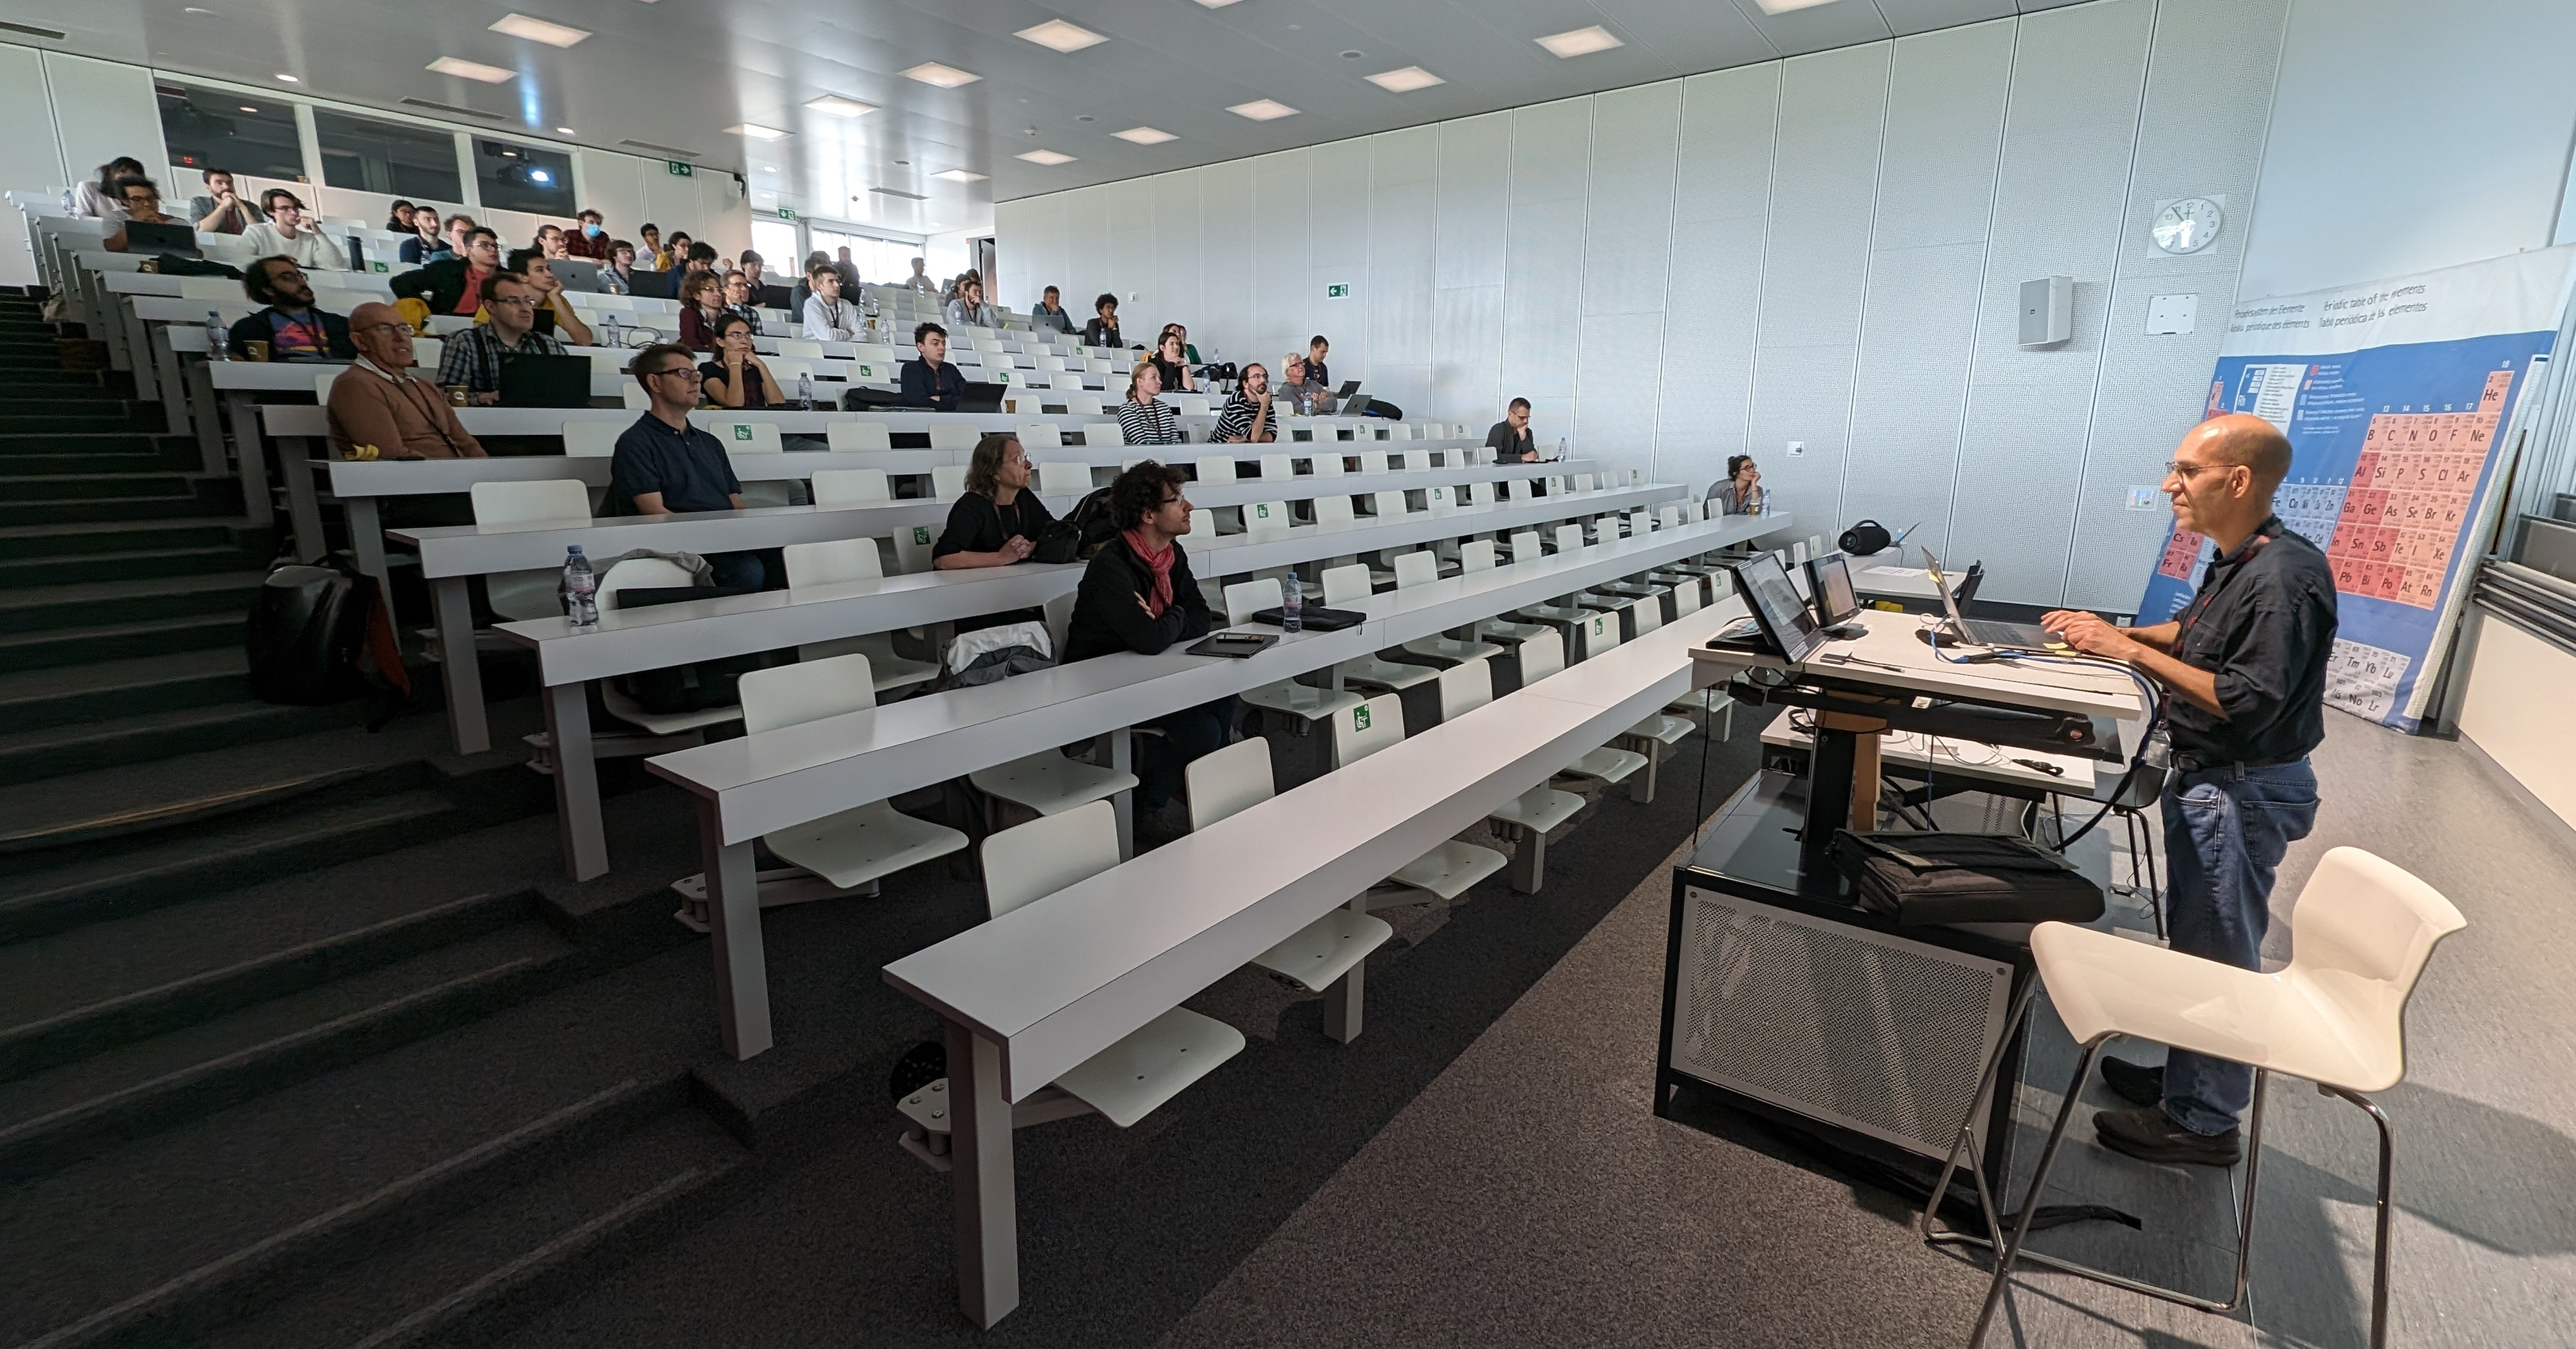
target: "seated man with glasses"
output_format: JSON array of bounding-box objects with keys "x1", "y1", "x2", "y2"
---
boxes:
[
  {"x1": 610, "y1": 344, "x2": 767, "y2": 589},
  {"x1": 327, "y1": 302, "x2": 486, "y2": 462},
  {"x1": 433, "y1": 273, "x2": 567, "y2": 406},
  {"x1": 227, "y1": 257, "x2": 355, "y2": 361}
]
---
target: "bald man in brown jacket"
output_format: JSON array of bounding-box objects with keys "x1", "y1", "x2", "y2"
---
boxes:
[{"x1": 326, "y1": 302, "x2": 486, "y2": 460}]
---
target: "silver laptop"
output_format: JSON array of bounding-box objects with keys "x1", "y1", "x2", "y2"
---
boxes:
[
  {"x1": 1924, "y1": 549, "x2": 2060, "y2": 651},
  {"x1": 551, "y1": 258, "x2": 605, "y2": 293}
]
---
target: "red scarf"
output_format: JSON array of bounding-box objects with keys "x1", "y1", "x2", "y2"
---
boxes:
[{"x1": 1122, "y1": 527, "x2": 1175, "y2": 617}]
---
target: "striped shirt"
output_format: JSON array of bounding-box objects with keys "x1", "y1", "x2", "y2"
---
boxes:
[
  {"x1": 434, "y1": 326, "x2": 566, "y2": 396},
  {"x1": 1118, "y1": 397, "x2": 1183, "y2": 446},
  {"x1": 1212, "y1": 392, "x2": 1272, "y2": 443}
]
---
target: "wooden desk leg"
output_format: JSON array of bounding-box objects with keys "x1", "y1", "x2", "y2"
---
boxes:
[
  {"x1": 1850, "y1": 729, "x2": 1883, "y2": 833},
  {"x1": 698, "y1": 798, "x2": 774, "y2": 1060},
  {"x1": 1109, "y1": 728, "x2": 1135, "y2": 861},
  {"x1": 431, "y1": 576, "x2": 489, "y2": 755},
  {"x1": 547, "y1": 681, "x2": 609, "y2": 881},
  {"x1": 945, "y1": 1018, "x2": 1020, "y2": 1328}
]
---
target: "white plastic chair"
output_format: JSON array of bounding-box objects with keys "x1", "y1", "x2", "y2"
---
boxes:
[
  {"x1": 1243, "y1": 499, "x2": 1292, "y2": 537},
  {"x1": 1064, "y1": 393, "x2": 1105, "y2": 416},
  {"x1": 780, "y1": 539, "x2": 940, "y2": 692},
  {"x1": 1320, "y1": 563, "x2": 1436, "y2": 695},
  {"x1": 1397, "y1": 545, "x2": 1501, "y2": 667},
  {"x1": 1362, "y1": 664, "x2": 1510, "y2": 906},
  {"x1": 811, "y1": 469, "x2": 891, "y2": 507},
  {"x1": 1228, "y1": 578, "x2": 1361, "y2": 722},
  {"x1": 931, "y1": 465, "x2": 970, "y2": 497},
  {"x1": 564, "y1": 421, "x2": 619, "y2": 457},
  {"x1": 1084, "y1": 421, "x2": 1126, "y2": 448},
  {"x1": 1195, "y1": 453, "x2": 1239, "y2": 483},
  {"x1": 893, "y1": 801, "x2": 1243, "y2": 1146},
  {"x1": 699, "y1": 420, "x2": 782, "y2": 454},
  {"x1": 737, "y1": 654, "x2": 967, "y2": 890},
  {"x1": 1184, "y1": 740, "x2": 1394, "y2": 1041},
  {"x1": 595, "y1": 557, "x2": 746, "y2": 736},
  {"x1": 468, "y1": 479, "x2": 592, "y2": 622},
  {"x1": 1940, "y1": 847, "x2": 2467, "y2": 1349},
  {"x1": 1484, "y1": 630, "x2": 1587, "y2": 892},
  {"x1": 1018, "y1": 421, "x2": 1064, "y2": 449},
  {"x1": 928, "y1": 421, "x2": 979, "y2": 452},
  {"x1": 1034, "y1": 462, "x2": 1093, "y2": 495}
]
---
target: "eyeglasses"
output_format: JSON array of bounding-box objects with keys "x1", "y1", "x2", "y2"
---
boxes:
[
  {"x1": 271, "y1": 269, "x2": 309, "y2": 284},
  {"x1": 2162, "y1": 459, "x2": 2234, "y2": 479},
  {"x1": 350, "y1": 322, "x2": 408, "y2": 339},
  {"x1": 487, "y1": 296, "x2": 537, "y2": 309},
  {"x1": 645, "y1": 366, "x2": 702, "y2": 381}
]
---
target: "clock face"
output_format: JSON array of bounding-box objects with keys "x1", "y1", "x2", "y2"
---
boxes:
[{"x1": 2152, "y1": 197, "x2": 2223, "y2": 255}]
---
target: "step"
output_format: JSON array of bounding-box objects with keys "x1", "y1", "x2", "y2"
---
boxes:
[
  {"x1": 0, "y1": 543, "x2": 255, "y2": 588},
  {"x1": 0, "y1": 888, "x2": 539, "y2": 1084},
  {"x1": 0, "y1": 433, "x2": 193, "y2": 459},
  {"x1": 0, "y1": 516, "x2": 248, "y2": 560},
  {"x1": 0, "y1": 494, "x2": 225, "y2": 527},
  {"x1": 0, "y1": 697, "x2": 378, "y2": 784},
  {"x1": 0, "y1": 570, "x2": 266, "y2": 633},
  {"x1": 0, "y1": 471, "x2": 200, "y2": 501},
  {"x1": 0, "y1": 940, "x2": 728, "y2": 1347},
  {"x1": 0, "y1": 919, "x2": 589, "y2": 1180},
  {"x1": 0, "y1": 647, "x2": 251, "y2": 731},
  {"x1": 0, "y1": 450, "x2": 196, "y2": 477},
  {"x1": 0, "y1": 612, "x2": 242, "y2": 673}
]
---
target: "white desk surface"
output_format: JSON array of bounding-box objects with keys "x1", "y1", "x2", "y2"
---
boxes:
[
  {"x1": 400, "y1": 476, "x2": 1674, "y2": 580},
  {"x1": 1690, "y1": 608, "x2": 2142, "y2": 721},
  {"x1": 1756, "y1": 705, "x2": 2100, "y2": 793},
  {"x1": 880, "y1": 614, "x2": 1717, "y2": 1100},
  {"x1": 251, "y1": 402, "x2": 1453, "y2": 444},
  {"x1": 647, "y1": 511, "x2": 1768, "y2": 848},
  {"x1": 1851, "y1": 560, "x2": 1940, "y2": 599}
]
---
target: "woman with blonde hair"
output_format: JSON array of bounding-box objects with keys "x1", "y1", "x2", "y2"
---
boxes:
[{"x1": 1118, "y1": 361, "x2": 1183, "y2": 446}]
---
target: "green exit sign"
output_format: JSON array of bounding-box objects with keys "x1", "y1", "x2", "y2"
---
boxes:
[
  {"x1": 666, "y1": 161, "x2": 695, "y2": 177},
  {"x1": 1325, "y1": 283, "x2": 1351, "y2": 298},
  {"x1": 775, "y1": 207, "x2": 796, "y2": 220}
]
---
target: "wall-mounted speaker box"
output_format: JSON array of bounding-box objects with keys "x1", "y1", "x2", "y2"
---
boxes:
[{"x1": 2020, "y1": 276, "x2": 2074, "y2": 347}]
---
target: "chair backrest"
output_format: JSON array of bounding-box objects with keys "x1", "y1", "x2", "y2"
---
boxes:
[
  {"x1": 982, "y1": 800, "x2": 1121, "y2": 919},
  {"x1": 1066, "y1": 393, "x2": 1105, "y2": 415},
  {"x1": 2280, "y1": 846, "x2": 2469, "y2": 1086},
  {"x1": 564, "y1": 421, "x2": 619, "y2": 457},
  {"x1": 1437, "y1": 659, "x2": 1493, "y2": 721},
  {"x1": 1660, "y1": 504, "x2": 1682, "y2": 529},
  {"x1": 1494, "y1": 478, "x2": 1518, "y2": 502},
  {"x1": 1460, "y1": 539, "x2": 1497, "y2": 572},
  {"x1": 1043, "y1": 590, "x2": 1076, "y2": 654},
  {"x1": 1583, "y1": 609, "x2": 1623, "y2": 654},
  {"x1": 1313, "y1": 495, "x2": 1356, "y2": 527},
  {"x1": 621, "y1": 383, "x2": 652, "y2": 411},
  {"x1": 1223, "y1": 577, "x2": 1282, "y2": 625},
  {"x1": 782, "y1": 536, "x2": 885, "y2": 587},
  {"x1": 1259, "y1": 453, "x2": 1296, "y2": 481},
  {"x1": 1554, "y1": 523, "x2": 1585, "y2": 553},
  {"x1": 1509, "y1": 530, "x2": 1541, "y2": 559},
  {"x1": 1387, "y1": 423, "x2": 1415, "y2": 441},
  {"x1": 1628, "y1": 509, "x2": 1652, "y2": 536},
  {"x1": 595, "y1": 555, "x2": 696, "y2": 605},
  {"x1": 698, "y1": 420, "x2": 781, "y2": 453},
  {"x1": 1018, "y1": 421, "x2": 1064, "y2": 449},
  {"x1": 470, "y1": 478, "x2": 590, "y2": 525},
  {"x1": 1357, "y1": 451, "x2": 1390, "y2": 476},
  {"x1": 774, "y1": 338, "x2": 825, "y2": 359},
  {"x1": 1195, "y1": 454, "x2": 1238, "y2": 483},
  {"x1": 1085, "y1": 421, "x2": 1126, "y2": 448},
  {"x1": 1517, "y1": 628, "x2": 1565, "y2": 682},
  {"x1": 1310, "y1": 452, "x2": 1344, "y2": 477},
  {"x1": 811, "y1": 468, "x2": 891, "y2": 508},
  {"x1": 1573, "y1": 472, "x2": 1596, "y2": 492},
  {"x1": 825, "y1": 420, "x2": 892, "y2": 453},
  {"x1": 1320, "y1": 563, "x2": 1374, "y2": 607},
  {"x1": 1035, "y1": 461, "x2": 1093, "y2": 495},
  {"x1": 1373, "y1": 490, "x2": 1407, "y2": 520},
  {"x1": 1632, "y1": 596, "x2": 1664, "y2": 633},
  {"x1": 312, "y1": 370, "x2": 339, "y2": 400},
  {"x1": 737, "y1": 651, "x2": 874, "y2": 736},
  {"x1": 1671, "y1": 578, "x2": 1702, "y2": 616},
  {"x1": 1402, "y1": 449, "x2": 1432, "y2": 474},
  {"x1": 1392, "y1": 551, "x2": 1438, "y2": 590},
  {"x1": 766, "y1": 359, "x2": 815, "y2": 391},
  {"x1": 1453, "y1": 482, "x2": 1480, "y2": 508},
  {"x1": 1184, "y1": 738, "x2": 1275, "y2": 833},
  {"x1": 412, "y1": 337, "x2": 444, "y2": 369},
  {"x1": 1332, "y1": 693, "x2": 1406, "y2": 767},
  {"x1": 932, "y1": 464, "x2": 970, "y2": 496},
  {"x1": 928, "y1": 421, "x2": 979, "y2": 452},
  {"x1": 1244, "y1": 500, "x2": 1291, "y2": 536}
]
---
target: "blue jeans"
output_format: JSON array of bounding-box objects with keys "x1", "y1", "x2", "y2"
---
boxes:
[
  {"x1": 2158, "y1": 758, "x2": 2319, "y2": 1135},
  {"x1": 1140, "y1": 696, "x2": 1239, "y2": 812},
  {"x1": 707, "y1": 551, "x2": 767, "y2": 591}
]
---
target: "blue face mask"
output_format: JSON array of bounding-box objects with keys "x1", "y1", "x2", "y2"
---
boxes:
[{"x1": 582, "y1": 222, "x2": 602, "y2": 237}]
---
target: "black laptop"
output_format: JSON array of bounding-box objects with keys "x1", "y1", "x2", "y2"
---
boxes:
[
  {"x1": 497, "y1": 353, "x2": 593, "y2": 409},
  {"x1": 124, "y1": 220, "x2": 199, "y2": 258},
  {"x1": 956, "y1": 381, "x2": 1007, "y2": 414}
]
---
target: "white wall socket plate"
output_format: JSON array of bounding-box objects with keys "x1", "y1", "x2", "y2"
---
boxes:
[{"x1": 1786, "y1": 440, "x2": 1805, "y2": 457}]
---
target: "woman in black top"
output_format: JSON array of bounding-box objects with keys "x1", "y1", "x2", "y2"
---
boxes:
[
  {"x1": 699, "y1": 314, "x2": 785, "y2": 409},
  {"x1": 934, "y1": 434, "x2": 1056, "y2": 570},
  {"x1": 1148, "y1": 328, "x2": 1195, "y2": 395}
]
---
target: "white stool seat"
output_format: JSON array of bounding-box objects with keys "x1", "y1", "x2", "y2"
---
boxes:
[
  {"x1": 1488, "y1": 782, "x2": 1583, "y2": 836},
  {"x1": 1397, "y1": 635, "x2": 1502, "y2": 666},
  {"x1": 1626, "y1": 712, "x2": 1695, "y2": 748},
  {"x1": 1475, "y1": 617, "x2": 1549, "y2": 644},
  {"x1": 797, "y1": 632, "x2": 941, "y2": 690},
  {"x1": 1385, "y1": 837, "x2": 1508, "y2": 901},
  {"x1": 1250, "y1": 907, "x2": 1394, "y2": 993},
  {"x1": 1240, "y1": 681, "x2": 1363, "y2": 721},
  {"x1": 968, "y1": 750, "x2": 1139, "y2": 816},
  {"x1": 1051, "y1": 1006, "x2": 1247, "y2": 1128},
  {"x1": 1571, "y1": 745, "x2": 1648, "y2": 785},
  {"x1": 600, "y1": 684, "x2": 740, "y2": 736},
  {"x1": 766, "y1": 799, "x2": 968, "y2": 889},
  {"x1": 1339, "y1": 653, "x2": 1438, "y2": 691}
]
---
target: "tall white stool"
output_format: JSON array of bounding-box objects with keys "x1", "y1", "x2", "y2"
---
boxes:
[{"x1": 1928, "y1": 846, "x2": 2467, "y2": 1348}]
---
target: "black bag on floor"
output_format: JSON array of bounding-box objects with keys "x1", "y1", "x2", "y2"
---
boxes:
[
  {"x1": 245, "y1": 561, "x2": 371, "y2": 705},
  {"x1": 1032, "y1": 486, "x2": 1120, "y2": 564},
  {"x1": 1829, "y1": 830, "x2": 2102, "y2": 926}
]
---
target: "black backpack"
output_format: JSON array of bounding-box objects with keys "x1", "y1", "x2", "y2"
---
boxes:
[
  {"x1": 1032, "y1": 486, "x2": 1120, "y2": 564},
  {"x1": 244, "y1": 559, "x2": 412, "y2": 719}
]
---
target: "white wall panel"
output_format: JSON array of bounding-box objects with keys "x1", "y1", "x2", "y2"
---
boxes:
[
  {"x1": 1151, "y1": 171, "x2": 1202, "y2": 344},
  {"x1": 1432, "y1": 114, "x2": 1513, "y2": 427},
  {"x1": 1250, "y1": 152, "x2": 1311, "y2": 372},
  {"x1": 640, "y1": 170, "x2": 700, "y2": 245},
  {"x1": 1368, "y1": 126, "x2": 1439, "y2": 417},
  {"x1": 577, "y1": 153, "x2": 645, "y2": 246},
  {"x1": 0, "y1": 45, "x2": 66, "y2": 287},
  {"x1": 1950, "y1": 0, "x2": 2152, "y2": 606},
  {"x1": 1501, "y1": 101, "x2": 1592, "y2": 421},
  {"x1": 45, "y1": 53, "x2": 166, "y2": 203},
  {"x1": 1657, "y1": 65, "x2": 1780, "y2": 488},
  {"x1": 1196, "y1": 159, "x2": 1254, "y2": 370},
  {"x1": 1581, "y1": 85, "x2": 1680, "y2": 320},
  {"x1": 1101, "y1": 177, "x2": 1155, "y2": 328}
]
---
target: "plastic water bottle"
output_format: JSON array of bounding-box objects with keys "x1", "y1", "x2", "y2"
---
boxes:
[
  {"x1": 797, "y1": 370, "x2": 814, "y2": 411},
  {"x1": 1280, "y1": 575, "x2": 1303, "y2": 634},
  {"x1": 205, "y1": 311, "x2": 229, "y2": 361},
  {"x1": 602, "y1": 313, "x2": 619, "y2": 349},
  {"x1": 1556, "y1": 436, "x2": 1568, "y2": 462},
  {"x1": 562, "y1": 545, "x2": 598, "y2": 627}
]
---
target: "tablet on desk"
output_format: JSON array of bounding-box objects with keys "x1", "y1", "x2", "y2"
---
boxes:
[{"x1": 1188, "y1": 631, "x2": 1278, "y2": 658}]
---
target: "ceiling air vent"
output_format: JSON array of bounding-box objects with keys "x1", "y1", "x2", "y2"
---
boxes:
[
  {"x1": 871, "y1": 186, "x2": 928, "y2": 201},
  {"x1": 619, "y1": 140, "x2": 697, "y2": 159},
  {"x1": 400, "y1": 97, "x2": 506, "y2": 121},
  {"x1": 0, "y1": 20, "x2": 68, "y2": 39}
]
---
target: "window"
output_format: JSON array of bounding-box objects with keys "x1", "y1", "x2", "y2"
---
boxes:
[
  {"x1": 156, "y1": 83, "x2": 304, "y2": 183},
  {"x1": 748, "y1": 219, "x2": 799, "y2": 275},
  {"x1": 472, "y1": 140, "x2": 575, "y2": 215},
  {"x1": 808, "y1": 227, "x2": 923, "y2": 288},
  {"x1": 316, "y1": 111, "x2": 462, "y2": 201}
]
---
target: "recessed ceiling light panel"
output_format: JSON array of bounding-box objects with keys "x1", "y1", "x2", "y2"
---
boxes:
[
  {"x1": 1227, "y1": 99, "x2": 1298, "y2": 121},
  {"x1": 1113, "y1": 126, "x2": 1176, "y2": 145},
  {"x1": 1365, "y1": 66, "x2": 1444, "y2": 93},
  {"x1": 489, "y1": 13, "x2": 590, "y2": 47},
  {"x1": 804, "y1": 95, "x2": 875, "y2": 117},
  {"x1": 1017, "y1": 18, "x2": 1107, "y2": 52},
  {"x1": 1017, "y1": 149, "x2": 1075, "y2": 165},
  {"x1": 726, "y1": 123, "x2": 789, "y2": 140},
  {"x1": 1190, "y1": 0, "x2": 1243, "y2": 7},
  {"x1": 426, "y1": 57, "x2": 513, "y2": 83},
  {"x1": 933, "y1": 169, "x2": 989, "y2": 182},
  {"x1": 1535, "y1": 25, "x2": 1623, "y2": 58},
  {"x1": 1755, "y1": 0, "x2": 1844, "y2": 12},
  {"x1": 902, "y1": 62, "x2": 981, "y2": 88}
]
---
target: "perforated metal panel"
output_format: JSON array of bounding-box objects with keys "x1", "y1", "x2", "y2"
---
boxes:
[{"x1": 1670, "y1": 887, "x2": 2012, "y2": 1159}]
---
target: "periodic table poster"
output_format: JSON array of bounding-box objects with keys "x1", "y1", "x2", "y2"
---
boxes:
[{"x1": 2137, "y1": 248, "x2": 2572, "y2": 732}]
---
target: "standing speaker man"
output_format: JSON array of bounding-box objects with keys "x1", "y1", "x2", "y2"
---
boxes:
[{"x1": 2041, "y1": 412, "x2": 2337, "y2": 1166}]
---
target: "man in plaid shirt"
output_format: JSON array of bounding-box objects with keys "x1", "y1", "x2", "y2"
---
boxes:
[{"x1": 435, "y1": 272, "x2": 566, "y2": 405}]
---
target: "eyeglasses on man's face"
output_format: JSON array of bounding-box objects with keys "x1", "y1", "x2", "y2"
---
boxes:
[
  {"x1": 647, "y1": 365, "x2": 702, "y2": 382},
  {"x1": 487, "y1": 295, "x2": 537, "y2": 309},
  {"x1": 2163, "y1": 459, "x2": 2233, "y2": 479}
]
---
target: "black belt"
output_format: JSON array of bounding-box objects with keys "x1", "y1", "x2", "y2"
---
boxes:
[{"x1": 2169, "y1": 752, "x2": 2303, "y2": 777}]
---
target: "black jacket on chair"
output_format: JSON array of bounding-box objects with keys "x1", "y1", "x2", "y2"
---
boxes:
[{"x1": 1063, "y1": 533, "x2": 1213, "y2": 663}]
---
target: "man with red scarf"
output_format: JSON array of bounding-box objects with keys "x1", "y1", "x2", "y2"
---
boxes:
[{"x1": 1064, "y1": 461, "x2": 1231, "y2": 815}]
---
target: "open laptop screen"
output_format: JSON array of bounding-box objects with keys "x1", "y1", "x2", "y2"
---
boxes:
[
  {"x1": 1806, "y1": 551, "x2": 1860, "y2": 626},
  {"x1": 1731, "y1": 552, "x2": 1826, "y2": 663}
]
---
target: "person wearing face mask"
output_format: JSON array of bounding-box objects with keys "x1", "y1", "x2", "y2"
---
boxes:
[
  {"x1": 563, "y1": 208, "x2": 612, "y2": 260},
  {"x1": 900, "y1": 322, "x2": 967, "y2": 411},
  {"x1": 239, "y1": 190, "x2": 348, "y2": 271}
]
